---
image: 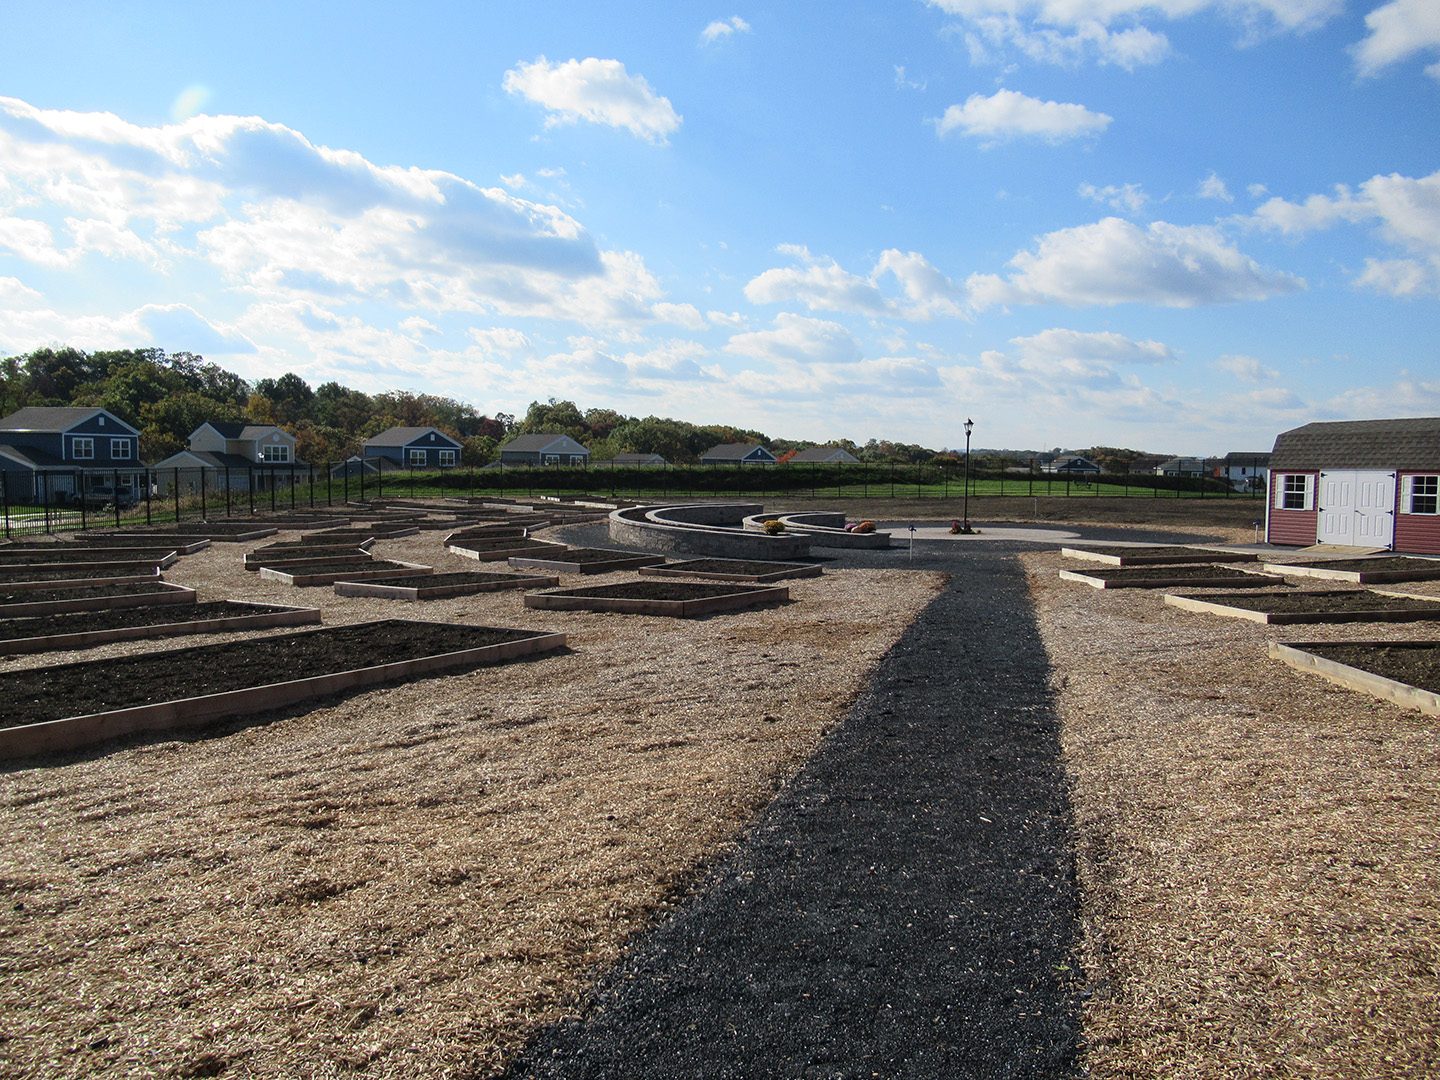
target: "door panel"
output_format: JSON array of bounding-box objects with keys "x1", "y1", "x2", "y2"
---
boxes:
[{"x1": 1318, "y1": 470, "x2": 1395, "y2": 547}]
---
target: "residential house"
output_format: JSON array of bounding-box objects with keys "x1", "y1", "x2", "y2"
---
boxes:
[
  {"x1": 1266, "y1": 417, "x2": 1440, "y2": 554},
  {"x1": 700, "y1": 443, "x2": 777, "y2": 466},
  {"x1": 0, "y1": 406, "x2": 144, "y2": 504},
  {"x1": 1221, "y1": 451, "x2": 1271, "y2": 492},
  {"x1": 1041, "y1": 454, "x2": 1102, "y2": 476},
  {"x1": 497, "y1": 433, "x2": 591, "y2": 467},
  {"x1": 789, "y1": 446, "x2": 861, "y2": 465},
  {"x1": 330, "y1": 455, "x2": 405, "y2": 480},
  {"x1": 593, "y1": 452, "x2": 667, "y2": 467},
  {"x1": 364, "y1": 426, "x2": 463, "y2": 469},
  {"x1": 1153, "y1": 456, "x2": 1208, "y2": 478},
  {"x1": 151, "y1": 421, "x2": 304, "y2": 495}
]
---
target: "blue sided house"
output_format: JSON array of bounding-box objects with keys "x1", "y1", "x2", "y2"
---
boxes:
[
  {"x1": 0, "y1": 406, "x2": 145, "y2": 505},
  {"x1": 363, "y1": 426, "x2": 463, "y2": 469}
]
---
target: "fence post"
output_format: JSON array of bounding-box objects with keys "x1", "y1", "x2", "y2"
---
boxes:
[
  {"x1": 1, "y1": 470, "x2": 9, "y2": 539},
  {"x1": 225, "y1": 467, "x2": 232, "y2": 518},
  {"x1": 41, "y1": 472, "x2": 52, "y2": 534},
  {"x1": 76, "y1": 471, "x2": 87, "y2": 532},
  {"x1": 144, "y1": 469, "x2": 152, "y2": 525},
  {"x1": 199, "y1": 464, "x2": 207, "y2": 520},
  {"x1": 113, "y1": 468, "x2": 122, "y2": 527}
]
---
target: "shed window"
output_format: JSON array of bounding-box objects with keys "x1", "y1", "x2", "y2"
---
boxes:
[
  {"x1": 72, "y1": 437, "x2": 95, "y2": 460},
  {"x1": 1276, "y1": 473, "x2": 1312, "y2": 511},
  {"x1": 1404, "y1": 475, "x2": 1439, "y2": 515},
  {"x1": 408, "y1": 449, "x2": 427, "y2": 466}
]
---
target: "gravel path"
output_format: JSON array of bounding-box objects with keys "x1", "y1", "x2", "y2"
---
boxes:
[{"x1": 505, "y1": 534, "x2": 1102, "y2": 1078}]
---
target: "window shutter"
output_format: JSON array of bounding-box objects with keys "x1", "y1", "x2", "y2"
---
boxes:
[{"x1": 1273, "y1": 476, "x2": 1286, "y2": 510}]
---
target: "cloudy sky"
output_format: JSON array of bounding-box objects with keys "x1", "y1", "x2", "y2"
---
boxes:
[{"x1": 1, "y1": 1, "x2": 1437, "y2": 453}]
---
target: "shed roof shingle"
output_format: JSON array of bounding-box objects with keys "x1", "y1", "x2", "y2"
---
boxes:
[{"x1": 1270, "y1": 418, "x2": 1440, "y2": 470}]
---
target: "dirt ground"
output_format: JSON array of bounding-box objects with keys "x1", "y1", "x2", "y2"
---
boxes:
[
  {"x1": 0, "y1": 525, "x2": 942, "y2": 1078},
  {"x1": 1026, "y1": 549, "x2": 1440, "y2": 1077}
]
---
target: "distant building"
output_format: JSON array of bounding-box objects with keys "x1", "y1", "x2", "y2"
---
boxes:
[
  {"x1": 593, "y1": 452, "x2": 666, "y2": 467},
  {"x1": 789, "y1": 446, "x2": 861, "y2": 464},
  {"x1": 151, "y1": 421, "x2": 303, "y2": 495},
  {"x1": 0, "y1": 406, "x2": 144, "y2": 504},
  {"x1": 330, "y1": 455, "x2": 405, "y2": 480},
  {"x1": 1221, "y1": 451, "x2": 1270, "y2": 492},
  {"x1": 1153, "y1": 456, "x2": 1207, "y2": 478},
  {"x1": 498, "y1": 433, "x2": 591, "y2": 466},
  {"x1": 1041, "y1": 454, "x2": 1102, "y2": 476},
  {"x1": 363, "y1": 426, "x2": 463, "y2": 469},
  {"x1": 700, "y1": 443, "x2": 777, "y2": 466}
]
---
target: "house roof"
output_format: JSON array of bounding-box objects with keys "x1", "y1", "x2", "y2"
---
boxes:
[
  {"x1": 790, "y1": 446, "x2": 859, "y2": 463},
  {"x1": 0, "y1": 406, "x2": 139, "y2": 436},
  {"x1": 501, "y1": 433, "x2": 590, "y2": 455},
  {"x1": 1271, "y1": 418, "x2": 1440, "y2": 470},
  {"x1": 701, "y1": 442, "x2": 774, "y2": 461},
  {"x1": 1223, "y1": 451, "x2": 1271, "y2": 464},
  {"x1": 612, "y1": 452, "x2": 665, "y2": 464},
  {"x1": 364, "y1": 425, "x2": 462, "y2": 449},
  {"x1": 0, "y1": 443, "x2": 67, "y2": 468}
]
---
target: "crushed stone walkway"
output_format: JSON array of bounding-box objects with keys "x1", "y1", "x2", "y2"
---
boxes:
[{"x1": 505, "y1": 541, "x2": 1085, "y2": 1078}]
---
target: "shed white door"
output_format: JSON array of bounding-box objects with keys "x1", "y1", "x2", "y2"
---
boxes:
[{"x1": 1317, "y1": 470, "x2": 1396, "y2": 548}]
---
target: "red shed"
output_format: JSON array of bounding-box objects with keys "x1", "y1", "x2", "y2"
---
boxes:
[{"x1": 1266, "y1": 417, "x2": 1440, "y2": 554}]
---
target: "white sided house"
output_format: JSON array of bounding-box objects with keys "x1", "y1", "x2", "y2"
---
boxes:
[
  {"x1": 152, "y1": 421, "x2": 302, "y2": 495},
  {"x1": 1266, "y1": 418, "x2": 1440, "y2": 555}
]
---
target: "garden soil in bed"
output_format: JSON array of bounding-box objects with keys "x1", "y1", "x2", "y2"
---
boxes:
[
  {"x1": 539, "y1": 581, "x2": 763, "y2": 601},
  {"x1": 0, "y1": 564, "x2": 160, "y2": 582},
  {"x1": 0, "y1": 621, "x2": 547, "y2": 728},
  {"x1": 1178, "y1": 589, "x2": 1440, "y2": 615},
  {"x1": 0, "y1": 601, "x2": 317, "y2": 650},
  {"x1": 1064, "y1": 564, "x2": 1281, "y2": 587},
  {"x1": 356, "y1": 571, "x2": 545, "y2": 589},
  {"x1": 0, "y1": 580, "x2": 175, "y2": 605},
  {"x1": 1284, "y1": 641, "x2": 1440, "y2": 694},
  {"x1": 638, "y1": 557, "x2": 822, "y2": 581},
  {"x1": 1063, "y1": 545, "x2": 1256, "y2": 565}
]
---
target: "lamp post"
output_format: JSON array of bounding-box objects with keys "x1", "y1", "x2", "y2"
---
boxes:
[{"x1": 962, "y1": 417, "x2": 974, "y2": 534}]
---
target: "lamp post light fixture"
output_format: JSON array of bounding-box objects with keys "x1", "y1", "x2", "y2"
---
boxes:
[{"x1": 961, "y1": 417, "x2": 974, "y2": 534}]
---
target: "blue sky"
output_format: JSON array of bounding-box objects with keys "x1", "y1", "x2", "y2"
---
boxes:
[{"x1": 1, "y1": 1, "x2": 1436, "y2": 453}]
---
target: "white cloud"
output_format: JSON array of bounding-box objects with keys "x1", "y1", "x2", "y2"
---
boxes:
[
  {"x1": 1198, "y1": 171, "x2": 1233, "y2": 202},
  {"x1": 744, "y1": 246, "x2": 965, "y2": 320},
  {"x1": 1012, "y1": 328, "x2": 1174, "y2": 367},
  {"x1": 933, "y1": 89, "x2": 1111, "y2": 143},
  {"x1": 169, "y1": 85, "x2": 211, "y2": 122},
  {"x1": 136, "y1": 303, "x2": 255, "y2": 354},
  {"x1": 1079, "y1": 181, "x2": 1149, "y2": 215},
  {"x1": 1215, "y1": 353, "x2": 1277, "y2": 382},
  {"x1": 652, "y1": 301, "x2": 707, "y2": 329},
  {"x1": 926, "y1": 0, "x2": 1343, "y2": 68},
  {"x1": 1251, "y1": 169, "x2": 1440, "y2": 295},
  {"x1": 724, "y1": 313, "x2": 863, "y2": 364},
  {"x1": 469, "y1": 326, "x2": 531, "y2": 355},
  {"x1": 967, "y1": 217, "x2": 1304, "y2": 308},
  {"x1": 701, "y1": 16, "x2": 751, "y2": 44},
  {"x1": 1353, "y1": 0, "x2": 1440, "y2": 77},
  {"x1": 502, "y1": 57, "x2": 681, "y2": 143}
]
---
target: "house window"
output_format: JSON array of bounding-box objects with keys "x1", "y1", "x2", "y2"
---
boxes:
[
  {"x1": 260, "y1": 444, "x2": 290, "y2": 463},
  {"x1": 438, "y1": 449, "x2": 457, "y2": 467},
  {"x1": 544, "y1": 454, "x2": 559, "y2": 465},
  {"x1": 1405, "y1": 475, "x2": 1439, "y2": 515},
  {"x1": 72, "y1": 437, "x2": 94, "y2": 460},
  {"x1": 1277, "y1": 473, "x2": 1312, "y2": 511},
  {"x1": 408, "y1": 449, "x2": 427, "y2": 466},
  {"x1": 110, "y1": 438, "x2": 132, "y2": 460}
]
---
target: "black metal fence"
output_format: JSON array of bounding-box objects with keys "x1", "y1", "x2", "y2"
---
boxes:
[{"x1": 0, "y1": 462, "x2": 1263, "y2": 539}]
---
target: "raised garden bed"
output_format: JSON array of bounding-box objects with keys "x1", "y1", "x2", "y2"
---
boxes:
[
  {"x1": 334, "y1": 570, "x2": 561, "y2": 600},
  {"x1": 308, "y1": 525, "x2": 419, "y2": 540},
  {"x1": 67, "y1": 535, "x2": 211, "y2": 555},
  {"x1": 244, "y1": 552, "x2": 374, "y2": 573},
  {"x1": 0, "y1": 620, "x2": 567, "y2": 760},
  {"x1": 294, "y1": 530, "x2": 381, "y2": 546},
  {"x1": 77, "y1": 524, "x2": 277, "y2": 542},
  {"x1": 1165, "y1": 589, "x2": 1440, "y2": 624},
  {"x1": 243, "y1": 542, "x2": 373, "y2": 569},
  {"x1": 637, "y1": 557, "x2": 823, "y2": 583},
  {"x1": 525, "y1": 580, "x2": 788, "y2": 617},
  {"x1": 0, "y1": 562, "x2": 167, "y2": 584},
  {"x1": 1062, "y1": 545, "x2": 1259, "y2": 566},
  {"x1": 1261, "y1": 556, "x2": 1440, "y2": 584},
  {"x1": 259, "y1": 559, "x2": 431, "y2": 587},
  {"x1": 441, "y1": 525, "x2": 530, "y2": 546},
  {"x1": 448, "y1": 538, "x2": 566, "y2": 562},
  {"x1": 1059, "y1": 565, "x2": 1284, "y2": 590},
  {"x1": 0, "y1": 546, "x2": 180, "y2": 569},
  {"x1": 0, "y1": 600, "x2": 321, "y2": 655},
  {"x1": 0, "y1": 581, "x2": 195, "y2": 619},
  {"x1": 507, "y1": 547, "x2": 667, "y2": 574},
  {"x1": 1269, "y1": 640, "x2": 1440, "y2": 716}
]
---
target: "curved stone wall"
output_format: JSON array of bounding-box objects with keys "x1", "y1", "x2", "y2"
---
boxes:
[
  {"x1": 741, "y1": 511, "x2": 894, "y2": 549},
  {"x1": 608, "y1": 504, "x2": 812, "y2": 559}
]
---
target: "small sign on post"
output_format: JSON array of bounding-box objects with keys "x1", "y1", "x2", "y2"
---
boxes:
[{"x1": 909, "y1": 524, "x2": 916, "y2": 561}]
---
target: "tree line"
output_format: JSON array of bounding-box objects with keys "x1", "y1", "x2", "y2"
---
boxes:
[{"x1": 0, "y1": 346, "x2": 963, "y2": 467}]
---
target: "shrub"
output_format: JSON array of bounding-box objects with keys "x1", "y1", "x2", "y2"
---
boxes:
[
  {"x1": 762, "y1": 518, "x2": 785, "y2": 535},
  {"x1": 854, "y1": 520, "x2": 876, "y2": 534}
]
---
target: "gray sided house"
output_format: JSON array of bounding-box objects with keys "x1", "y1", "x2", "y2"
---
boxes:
[
  {"x1": 700, "y1": 443, "x2": 777, "y2": 466},
  {"x1": 789, "y1": 446, "x2": 860, "y2": 465},
  {"x1": 364, "y1": 426, "x2": 463, "y2": 469},
  {"x1": 1153, "y1": 456, "x2": 1208, "y2": 478},
  {"x1": 498, "y1": 433, "x2": 591, "y2": 467},
  {"x1": 330, "y1": 455, "x2": 405, "y2": 480},
  {"x1": 609, "y1": 452, "x2": 667, "y2": 467},
  {"x1": 1042, "y1": 454, "x2": 1102, "y2": 476},
  {"x1": 151, "y1": 421, "x2": 304, "y2": 495},
  {"x1": 0, "y1": 406, "x2": 144, "y2": 504},
  {"x1": 1266, "y1": 417, "x2": 1440, "y2": 555}
]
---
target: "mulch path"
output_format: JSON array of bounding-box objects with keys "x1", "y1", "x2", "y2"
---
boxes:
[{"x1": 506, "y1": 537, "x2": 1088, "y2": 1078}]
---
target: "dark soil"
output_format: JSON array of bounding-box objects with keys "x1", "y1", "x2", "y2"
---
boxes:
[
  {"x1": 1285, "y1": 556, "x2": 1440, "y2": 573},
  {"x1": 0, "y1": 601, "x2": 303, "y2": 641},
  {"x1": 1065, "y1": 545, "x2": 1252, "y2": 562},
  {"x1": 66, "y1": 535, "x2": 201, "y2": 548},
  {"x1": 541, "y1": 581, "x2": 762, "y2": 600},
  {"x1": 1080, "y1": 565, "x2": 1275, "y2": 582},
  {"x1": 507, "y1": 540, "x2": 1082, "y2": 1078},
  {"x1": 248, "y1": 542, "x2": 367, "y2": 557},
  {"x1": 0, "y1": 565, "x2": 158, "y2": 581},
  {"x1": 359, "y1": 571, "x2": 537, "y2": 588},
  {"x1": 528, "y1": 548, "x2": 651, "y2": 564},
  {"x1": 0, "y1": 548, "x2": 175, "y2": 564},
  {"x1": 85, "y1": 523, "x2": 263, "y2": 535},
  {"x1": 0, "y1": 621, "x2": 543, "y2": 728},
  {"x1": 450, "y1": 537, "x2": 556, "y2": 551},
  {"x1": 0, "y1": 581, "x2": 175, "y2": 604},
  {"x1": 270, "y1": 560, "x2": 412, "y2": 576},
  {"x1": 1196, "y1": 590, "x2": 1440, "y2": 614},
  {"x1": 650, "y1": 558, "x2": 813, "y2": 575},
  {"x1": 1299, "y1": 642, "x2": 1440, "y2": 693}
]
